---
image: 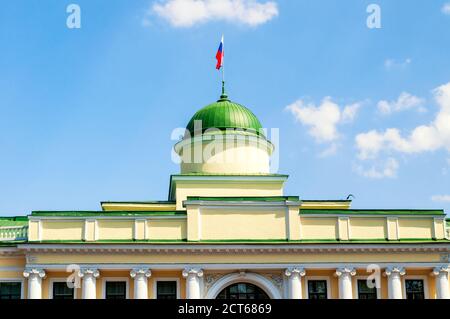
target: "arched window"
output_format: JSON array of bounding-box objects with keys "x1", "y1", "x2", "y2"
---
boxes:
[{"x1": 216, "y1": 283, "x2": 270, "y2": 299}]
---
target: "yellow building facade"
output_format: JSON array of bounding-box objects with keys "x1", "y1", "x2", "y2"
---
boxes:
[{"x1": 1, "y1": 88, "x2": 450, "y2": 300}]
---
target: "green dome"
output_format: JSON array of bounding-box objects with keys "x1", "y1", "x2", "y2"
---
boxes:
[{"x1": 186, "y1": 92, "x2": 264, "y2": 137}]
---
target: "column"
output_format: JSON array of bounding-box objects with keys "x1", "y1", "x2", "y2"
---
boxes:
[
  {"x1": 285, "y1": 267, "x2": 306, "y2": 299},
  {"x1": 182, "y1": 267, "x2": 203, "y2": 299},
  {"x1": 335, "y1": 267, "x2": 356, "y2": 299},
  {"x1": 384, "y1": 266, "x2": 405, "y2": 299},
  {"x1": 433, "y1": 265, "x2": 450, "y2": 299},
  {"x1": 130, "y1": 268, "x2": 151, "y2": 299},
  {"x1": 23, "y1": 268, "x2": 46, "y2": 299},
  {"x1": 78, "y1": 268, "x2": 100, "y2": 299}
]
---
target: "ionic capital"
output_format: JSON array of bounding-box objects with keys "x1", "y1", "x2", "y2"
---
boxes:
[
  {"x1": 285, "y1": 267, "x2": 306, "y2": 277},
  {"x1": 335, "y1": 267, "x2": 356, "y2": 277},
  {"x1": 384, "y1": 266, "x2": 406, "y2": 277},
  {"x1": 130, "y1": 268, "x2": 152, "y2": 278},
  {"x1": 78, "y1": 268, "x2": 100, "y2": 278},
  {"x1": 23, "y1": 268, "x2": 46, "y2": 279},
  {"x1": 432, "y1": 265, "x2": 450, "y2": 276},
  {"x1": 182, "y1": 267, "x2": 203, "y2": 278}
]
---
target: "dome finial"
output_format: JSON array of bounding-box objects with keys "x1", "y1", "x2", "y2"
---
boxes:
[{"x1": 219, "y1": 80, "x2": 229, "y2": 101}]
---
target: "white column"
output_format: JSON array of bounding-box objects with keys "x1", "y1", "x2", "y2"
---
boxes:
[
  {"x1": 23, "y1": 268, "x2": 46, "y2": 299},
  {"x1": 285, "y1": 267, "x2": 306, "y2": 299},
  {"x1": 130, "y1": 268, "x2": 151, "y2": 299},
  {"x1": 182, "y1": 268, "x2": 203, "y2": 299},
  {"x1": 384, "y1": 266, "x2": 405, "y2": 299},
  {"x1": 432, "y1": 265, "x2": 450, "y2": 299},
  {"x1": 335, "y1": 267, "x2": 356, "y2": 299},
  {"x1": 78, "y1": 268, "x2": 100, "y2": 299}
]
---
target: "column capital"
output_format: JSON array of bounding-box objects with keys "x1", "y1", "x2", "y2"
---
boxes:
[
  {"x1": 335, "y1": 267, "x2": 356, "y2": 277},
  {"x1": 384, "y1": 266, "x2": 406, "y2": 277},
  {"x1": 130, "y1": 268, "x2": 152, "y2": 278},
  {"x1": 182, "y1": 267, "x2": 203, "y2": 278},
  {"x1": 23, "y1": 268, "x2": 46, "y2": 279},
  {"x1": 285, "y1": 267, "x2": 306, "y2": 277},
  {"x1": 432, "y1": 265, "x2": 450, "y2": 276},
  {"x1": 78, "y1": 268, "x2": 100, "y2": 278}
]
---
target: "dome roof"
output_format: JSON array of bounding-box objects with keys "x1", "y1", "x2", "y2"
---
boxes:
[{"x1": 186, "y1": 89, "x2": 264, "y2": 137}]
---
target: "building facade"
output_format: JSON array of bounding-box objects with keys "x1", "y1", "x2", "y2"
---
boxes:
[{"x1": 1, "y1": 88, "x2": 450, "y2": 300}]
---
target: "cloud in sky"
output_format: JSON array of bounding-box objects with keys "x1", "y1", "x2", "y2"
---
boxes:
[
  {"x1": 377, "y1": 92, "x2": 425, "y2": 115},
  {"x1": 442, "y1": 3, "x2": 450, "y2": 15},
  {"x1": 384, "y1": 58, "x2": 412, "y2": 70},
  {"x1": 285, "y1": 97, "x2": 361, "y2": 143},
  {"x1": 150, "y1": 0, "x2": 279, "y2": 28},
  {"x1": 431, "y1": 195, "x2": 450, "y2": 202},
  {"x1": 355, "y1": 157, "x2": 399, "y2": 179},
  {"x1": 356, "y1": 82, "x2": 450, "y2": 160}
]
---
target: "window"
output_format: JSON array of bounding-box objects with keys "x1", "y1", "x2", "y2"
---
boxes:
[
  {"x1": 0, "y1": 282, "x2": 21, "y2": 299},
  {"x1": 405, "y1": 279, "x2": 425, "y2": 300},
  {"x1": 52, "y1": 282, "x2": 74, "y2": 299},
  {"x1": 216, "y1": 283, "x2": 269, "y2": 299},
  {"x1": 357, "y1": 280, "x2": 377, "y2": 299},
  {"x1": 307, "y1": 280, "x2": 328, "y2": 299},
  {"x1": 105, "y1": 281, "x2": 127, "y2": 299},
  {"x1": 156, "y1": 281, "x2": 178, "y2": 299}
]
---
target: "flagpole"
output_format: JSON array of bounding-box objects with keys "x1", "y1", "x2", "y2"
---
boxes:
[{"x1": 222, "y1": 35, "x2": 225, "y2": 96}]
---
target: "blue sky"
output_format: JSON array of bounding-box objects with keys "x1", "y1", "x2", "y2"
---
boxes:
[{"x1": 0, "y1": 0, "x2": 450, "y2": 215}]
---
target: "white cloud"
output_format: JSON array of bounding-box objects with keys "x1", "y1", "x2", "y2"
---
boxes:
[
  {"x1": 377, "y1": 92, "x2": 425, "y2": 115},
  {"x1": 431, "y1": 195, "x2": 450, "y2": 202},
  {"x1": 150, "y1": 0, "x2": 278, "y2": 27},
  {"x1": 285, "y1": 97, "x2": 361, "y2": 143},
  {"x1": 384, "y1": 58, "x2": 412, "y2": 70},
  {"x1": 318, "y1": 143, "x2": 338, "y2": 158},
  {"x1": 442, "y1": 3, "x2": 450, "y2": 15},
  {"x1": 355, "y1": 158, "x2": 399, "y2": 179},
  {"x1": 356, "y1": 82, "x2": 450, "y2": 160}
]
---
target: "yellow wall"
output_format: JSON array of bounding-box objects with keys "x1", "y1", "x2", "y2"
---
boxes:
[
  {"x1": 301, "y1": 217, "x2": 337, "y2": 240},
  {"x1": 200, "y1": 208, "x2": 286, "y2": 240},
  {"x1": 97, "y1": 220, "x2": 134, "y2": 240},
  {"x1": 41, "y1": 221, "x2": 84, "y2": 241},
  {"x1": 398, "y1": 219, "x2": 433, "y2": 239},
  {"x1": 147, "y1": 220, "x2": 187, "y2": 240},
  {"x1": 350, "y1": 218, "x2": 387, "y2": 239}
]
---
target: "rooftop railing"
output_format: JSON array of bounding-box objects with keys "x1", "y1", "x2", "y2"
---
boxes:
[{"x1": 0, "y1": 226, "x2": 28, "y2": 241}]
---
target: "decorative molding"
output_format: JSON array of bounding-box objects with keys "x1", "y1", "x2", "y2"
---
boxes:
[
  {"x1": 284, "y1": 267, "x2": 306, "y2": 277},
  {"x1": 182, "y1": 267, "x2": 203, "y2": 278},
  {"x1": 262, "y1": 273, "x2": 284, "y2": 291},
  {"x1": 130, "y1": 268, "x2": 152, "y2": 278},
  {"x1": 78, "y1": 268, "x2": 100, "y2": 278},
  {"x1": 335, "y1": 267, "x2": 356, "y2": 277},
  {"x1": 17, "y1": 243, "x2": 450, "y2": 254},
  {"x1": 23, "y1": 268, "x2": 46, "y2": 279},
  {"x1": 204, "y1": 273, "x2": 226, "y2": 292},
  {"x1": 432, "y1": 265, "x2": 450, "y2": 276},
  {"x1": 384, "y1": 266, "x2": 406, "y2": 277}
]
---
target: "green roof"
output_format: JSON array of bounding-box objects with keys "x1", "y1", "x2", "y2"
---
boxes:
[
  {"x1": 185, "y1": 196, "x2": 300, "y2": 202},
  {"x1": 31, "y1": 211, "x2": 186, "y2": 217},
  {"x1": 300, "y1": 209, "x2": 445, "y2": 216},
  {"x1": 185, "y1": 91, "x2": 264, "y2": 137},
  {"x1": 0, "y1": 216, "x2": 28, "y2": 227}
]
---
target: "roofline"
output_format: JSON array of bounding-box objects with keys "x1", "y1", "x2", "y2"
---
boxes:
[{"x1": 168, "y1": 174, "x2": 289, "y2": 201}]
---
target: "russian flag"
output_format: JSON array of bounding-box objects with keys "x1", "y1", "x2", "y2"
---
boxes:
[{"x1": 215, "y1": 36, "x2": 224, "y2": 70}]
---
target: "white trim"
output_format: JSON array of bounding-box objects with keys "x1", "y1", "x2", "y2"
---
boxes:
[
  {"x1": 305, "y1": 276, "x2": 332, "y2": 299},
  {"x1": 402, "y1": 275, "x2": 429, "y2": 299},
  {"x1": 101, "y1": 277, "x2": 130, "y2": 299},
  {"x1": 28, "y1": 216, "x2": 186, "y2": 221},
  {"x1": 152, "y1": 277, "x2": 180, "y2": 299},
  {"x1": 204, "y1": 272, "x2": 282, "y2": 299},
  {"x1": 352, "y1": 276, "x2": 381, "y2": 299},
  {"x1": 18, "y1": 243, "x2": 450, "y2": 254},
  {"x1": 0, "y1": 278, "x2": 25, "y2": 299},
  {"x1": 25, "y1": 262, "x2": 449, "y2": 271},
  {"x1": 48, "y1": 278, "x2": 78, "y2": 299}
]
